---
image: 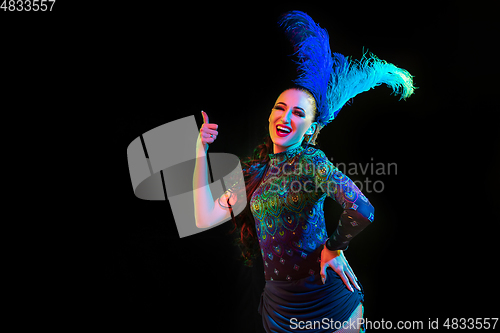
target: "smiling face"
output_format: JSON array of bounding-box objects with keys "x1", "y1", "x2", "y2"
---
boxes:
[{"x1": 268, "y1": 88, "x2": 318, "y2": 153}]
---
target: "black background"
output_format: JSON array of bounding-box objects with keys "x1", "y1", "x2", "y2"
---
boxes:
[{"x1": 2, "y1": 0, "x2": 497, "y2": 331}]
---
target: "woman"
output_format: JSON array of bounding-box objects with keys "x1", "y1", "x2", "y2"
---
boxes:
[{"x1": 193, "y1": 11, "x2": 414, "y2": 333}]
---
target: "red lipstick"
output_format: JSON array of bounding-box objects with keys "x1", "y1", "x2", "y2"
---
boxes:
[{"x1": 276, "y1": 124, "x2": 292, "y2": 137}]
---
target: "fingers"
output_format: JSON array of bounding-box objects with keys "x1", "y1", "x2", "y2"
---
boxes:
[
  {"x1": 201, "y1": 111, "x2": 219, "y2": 129},
  {"x1": 201, "y1": 127, "x2": 218, "y2": 136},
  {"x1": 323, "y1": 263, "x2": 354, "y2": 292},
  {"x1": 229, "y1": 193, "x2": 237, "y2": 205},
  {"x1": 201, "y1": 111, "x2": 218, "y2": 129},
  {"x1": 345, "y1": 269, "x2": 361, "y2": 291},
  {"x1": 201, "y1": 110, "x2": 209, "y2": 124},
  {"x1": 338, "y1": 270, "x2": 354, "y2": 292},
  {"x1": 201, "y1": 130, "x2": 218, "y2": 143},
  {"x1": 341, "y1": 254, "x2": 360, "y2": 291},
  {"x1": 199, "y1": 111, "x2": 219, "y2": 146},
  {"x1": 321, "y1": 250, "x2": 360, "y2": 292},
  {"x1": 320, "y1": 263, "x2": 328, "y2": 284},
  {"x1": 202, "y1": 135, "x2": 216, "y2": 144},
  {"x1": 223, "y1": 191, "x2": 238, "y2": 206},
  {"x1": 201, "y1": 131, "x2": 218, "y2": 143}
]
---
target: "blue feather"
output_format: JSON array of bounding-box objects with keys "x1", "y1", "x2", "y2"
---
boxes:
[
  {"x1": 279, "y1": 11, "x2": 334, "y2": 126},
  {"x1": 279, "y1": 11, "x2": 415, "y2": 127}
]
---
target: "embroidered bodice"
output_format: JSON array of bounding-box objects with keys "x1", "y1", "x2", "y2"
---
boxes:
[{"x1": 249, "y1": 145, "x2": 374, "y2": 281}]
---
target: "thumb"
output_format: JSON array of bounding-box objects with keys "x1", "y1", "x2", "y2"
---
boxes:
[
  {"x1": 320, "y1": 263, "x2": 328, "y2": 284},
  {"x1": 201, "y1": 110, "x2": 209, "y2": 124}
]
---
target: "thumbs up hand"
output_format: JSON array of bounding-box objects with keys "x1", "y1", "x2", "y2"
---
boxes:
[{"x1": 199, "y1": 111, "x2": 219, "y2": 151}]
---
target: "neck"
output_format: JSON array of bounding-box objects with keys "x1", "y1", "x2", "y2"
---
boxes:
[{"x1": 273, "y1": 141, "x2": 302, "y2": 154}]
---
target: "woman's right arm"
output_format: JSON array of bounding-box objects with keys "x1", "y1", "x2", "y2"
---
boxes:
[{"x1": 193, "y1": 111, "x2": 237, "y2": 228}]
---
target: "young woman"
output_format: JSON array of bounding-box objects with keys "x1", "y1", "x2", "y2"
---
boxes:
[{"x1": 193, "y1": 11, "x2": 414, "y2": 333}]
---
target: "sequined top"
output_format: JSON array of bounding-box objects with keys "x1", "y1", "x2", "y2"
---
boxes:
[{"x1": 249, "y1": 145, "x2": 374, "y2": 281}]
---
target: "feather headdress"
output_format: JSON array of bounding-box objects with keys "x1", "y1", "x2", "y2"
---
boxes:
[{"x1": 279, "y1": 11, "x2": 415, "y2": 128}]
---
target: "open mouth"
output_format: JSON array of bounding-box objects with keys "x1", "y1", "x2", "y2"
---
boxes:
[{"x1": 276, "y1": 124, "x2": 292, "y2": 137}]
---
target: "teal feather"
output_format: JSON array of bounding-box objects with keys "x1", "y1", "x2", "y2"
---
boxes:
[{"x1": 326, "y1": 52, "x2": 415, "y2": 124}]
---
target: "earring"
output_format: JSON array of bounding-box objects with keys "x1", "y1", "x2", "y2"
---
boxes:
[
  {"x1": 306, "y1": 125, "x2": 316, "y2": 135},
  {"x1": 306, "y1": 125, "x2": 321, "y2": 145}
]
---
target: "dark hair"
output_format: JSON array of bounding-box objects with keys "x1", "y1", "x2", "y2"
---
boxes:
[{"x1": 226, "y1": 135, "x2": 272, "y2": 266}]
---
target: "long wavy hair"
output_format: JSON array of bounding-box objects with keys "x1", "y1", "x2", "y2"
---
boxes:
[
  {"x1": 229, "y1": 135, "x2": 272, "y2": 266},
  {"x1": 226, "y1": 87, "x2": 319, "y2": 266}
]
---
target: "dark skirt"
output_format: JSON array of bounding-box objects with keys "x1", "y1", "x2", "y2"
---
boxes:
[{"x1": 258, "y1": 268, "x2": 364, "y2": 332}]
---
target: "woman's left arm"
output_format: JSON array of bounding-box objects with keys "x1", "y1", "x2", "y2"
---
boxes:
[
  {"x1": 316, "y1": 157, "x2": 375, "y2": 289},
  {"x1": 324, "y1": 165, "x2": 375, "y2": 251}
]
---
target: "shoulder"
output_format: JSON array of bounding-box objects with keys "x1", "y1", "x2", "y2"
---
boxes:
[
  {"x1": 300, "y1": 147, "x2": 339, "y2": 181},
  {"x1": 302, "y1": 146, "x2": 325, "y2": 159},
  {"x1": 301, "y1": 147, "x2": 351, "y2": 183}
]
